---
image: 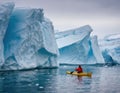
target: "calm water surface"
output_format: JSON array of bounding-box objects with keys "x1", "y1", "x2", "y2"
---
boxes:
[{"x1": 0, "y1": 65, "x2": 120, "y2": 93}]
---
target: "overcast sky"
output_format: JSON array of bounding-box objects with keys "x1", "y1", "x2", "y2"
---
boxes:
[{"x1": 1, "y1": 0, "x2": 120, "y2": 39}]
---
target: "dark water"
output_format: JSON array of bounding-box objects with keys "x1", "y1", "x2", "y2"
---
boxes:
[{"x1": 0, "y1": 65, "x2": 120, "y2": 93}]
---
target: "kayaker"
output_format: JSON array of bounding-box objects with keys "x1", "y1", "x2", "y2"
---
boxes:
[
  {"x1": 75, "y1": 65, "x2": 83, "y2": 73},
  {"x1": 70, "y1": 65, "x2": 83, "y2": 74}
]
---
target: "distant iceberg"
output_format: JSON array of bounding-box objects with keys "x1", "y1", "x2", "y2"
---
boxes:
[
  {"x1": 99, "y1": 33, "x2": 120, "y2": 64},
  {"x1": 0, "y1": 2, "x2": 59, "y2": 70},
  {"x1": 56, "y1": 25, "x2": 105, "y2": 65}
]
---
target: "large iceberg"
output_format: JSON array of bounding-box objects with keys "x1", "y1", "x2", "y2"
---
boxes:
[
  {"x1": 99, "y1": 33, "x2": 120, "y2": 64},
  {"x1": 0, "y1": 2, "x2": 15, "y2": 68},
  {"x1": 0, "y1": 3, "x2": 59, "y2": 70},
  {"x1": 56, "y1": 25, "x2": 105, "y2": 65}
]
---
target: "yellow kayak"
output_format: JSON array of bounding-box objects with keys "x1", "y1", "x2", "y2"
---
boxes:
[{"x1": 66, "y1": 71, "x2": 92, "y2": 77}]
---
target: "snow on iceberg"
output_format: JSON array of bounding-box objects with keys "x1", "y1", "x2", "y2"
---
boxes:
[
  {"x1": 99, "y1": 33, "x2": 120, "y2": 64},
  {"x1": 0, "y1": 2, "x2": 14, "y2": 68},
  {"x1": 2, "y1": 7, "x2": 59, "y2": 70},
  {"x1": 56, "y1": 25, "x2": 92, "y2": 48},
  {"x1": 56, "y1": 25, "x2": 104, "y2": 65}
]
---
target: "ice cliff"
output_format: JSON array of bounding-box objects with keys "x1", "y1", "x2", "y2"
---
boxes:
[
  {"x1": 99, "y1": 33, "x2": 120, "y2": 64},
  {"x1": 56, "y1": 25, "x2": 105, "y2": 64},
  {"x1": 0, "y1": 2, "x2": 15, "y2": 68},
  {"x1": 0, "y1": 2, "x2": 59, "y2": 70},
  {"x1": 90, "y1": 36, "x2": 105, "y2": 64}
]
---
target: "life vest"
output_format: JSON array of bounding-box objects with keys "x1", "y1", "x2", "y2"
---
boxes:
[{"x1": 75, "y1": 67, "x2": 83, "y2": 73}]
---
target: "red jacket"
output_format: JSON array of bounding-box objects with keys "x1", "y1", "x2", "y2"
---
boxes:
[{"x1": 75, "y1": 67, "x2": 83, "y2": 73}]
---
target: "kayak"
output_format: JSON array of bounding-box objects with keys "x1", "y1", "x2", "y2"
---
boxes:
[{"x1": 66, "y1": 71, "x2": 92, "y2": 77}]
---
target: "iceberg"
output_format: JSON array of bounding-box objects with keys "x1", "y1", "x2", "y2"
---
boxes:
[
  {"x1": 0, "y1": 2, "x2": 14, "y2": 68},
  {"x1": 99, "y1": 33, "x2": 120, "y2": 64},
  {"x1": 1, "y1": 6, "x2": 59, "y2": 70},
  {"x1": 56, "y1": 25, "x2": 104, "y2": 65},
  {"x1": 90, "y1": 36, "x2": 104, "y2": 64}
]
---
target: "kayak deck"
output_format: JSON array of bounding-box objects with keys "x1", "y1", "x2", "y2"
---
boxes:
[{"x1": 66, "y1": 71, "x2": 92, "y2": 77}]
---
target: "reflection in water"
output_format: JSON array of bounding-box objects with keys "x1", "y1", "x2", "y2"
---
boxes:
[
  {"x1": 0, "y1": 69, "x2": 58, "y2": 93},
  {"x1": 77, "y1": 76, "x2": 82, "y2": 82},
  {"x1": 0, "y1": 66, "x2": 120, "y2": 93}
]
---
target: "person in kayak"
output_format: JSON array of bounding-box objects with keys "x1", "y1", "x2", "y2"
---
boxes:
[
  {"x1": 75, "y1": 65, "x2": 83, "y2": 73},
  {"x1": 75, "y1": 65, "x2": 83, "y2": 81},
  {"x1": 70, "y1": 65, "x2": 83, "y2": 74}
]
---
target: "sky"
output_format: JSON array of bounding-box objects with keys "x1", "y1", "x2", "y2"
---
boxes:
[{"x1": 1, "y1": 0, "x2": 120, "y2": 39}]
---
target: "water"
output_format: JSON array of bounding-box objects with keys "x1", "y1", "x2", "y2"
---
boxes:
[{"x1": 0, "y1": 65, "x2": 120, "y2": 93}]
